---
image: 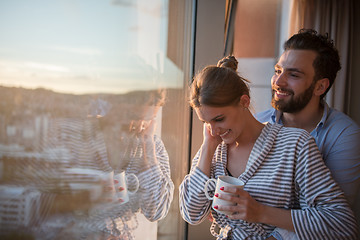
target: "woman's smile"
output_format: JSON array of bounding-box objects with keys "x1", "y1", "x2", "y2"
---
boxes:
[{"x1": 219, "y1": 129, "x2": 231, "y2": 138}]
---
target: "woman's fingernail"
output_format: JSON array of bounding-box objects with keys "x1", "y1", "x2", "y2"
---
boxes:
[
  {"x1": 214, "y1": 193, "x2": 219, "y2": 197},
  {"x1": 213, "y1": 205, "x2": 218, "y2": 209},
  {"x1": 220, "y1": 187, "x2": 224, "y2": 190}
]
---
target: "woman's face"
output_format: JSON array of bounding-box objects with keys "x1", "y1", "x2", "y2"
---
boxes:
[
  {"x1": 195, "y1": 103, "x2": 246, "y2": 144},
  {"x1": 128, "y1": 105, "x2": 160, "y2": 133}
]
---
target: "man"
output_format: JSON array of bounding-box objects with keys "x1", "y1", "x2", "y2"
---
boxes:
[{"x1": 256, "y1": 29, "x2": 360, "y2": 209}]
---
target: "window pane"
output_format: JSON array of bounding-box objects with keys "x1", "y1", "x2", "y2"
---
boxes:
[
  {"x1": 0, "y1": 1, "x2": 192, "y2": 239},
  {"x1": 233, "y1": 0, "x2": 283, "y2": 114}
]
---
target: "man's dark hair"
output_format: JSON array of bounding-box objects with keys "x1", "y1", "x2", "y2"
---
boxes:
[{"x1": 284, "y1": 29, "x2": 341, "y2": 99}]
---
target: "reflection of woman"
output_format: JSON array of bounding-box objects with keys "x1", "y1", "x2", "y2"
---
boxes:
[
  {"x1": 99, "y1": 89, "x2": 174, "y2": 239},
  {"x1": 0, "y1": 88, "x2": 173, "y2": 240},
  {"x1": 179, "y1": 56, "x2": 358, "y2": 239}
]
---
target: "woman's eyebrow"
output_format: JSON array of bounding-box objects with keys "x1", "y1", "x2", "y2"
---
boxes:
[
  {"x1": 211, "y1": 114, "x2": 224, "y2": 121},
  {"x1": 199, "y1": 114, "x2": 224, "y2": 123}
]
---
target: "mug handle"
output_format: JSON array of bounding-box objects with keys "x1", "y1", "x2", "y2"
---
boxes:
[
  {"x1": 204, "y1": 178, "x2": 216, "y2": 200},
  {"x1": 126, "y1": 173, "x2": 139, "y2": 194}
]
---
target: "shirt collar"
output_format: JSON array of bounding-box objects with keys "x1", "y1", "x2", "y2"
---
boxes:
[
  {"x1": 270, "y1": 100, "x2": 329, "y2": 135},
  {"x1": 312, "y1": 100, "x2": 328, "y2": 134},
  {"x1": 270, "y1": 109, "x2": 282, "y2": 124}
]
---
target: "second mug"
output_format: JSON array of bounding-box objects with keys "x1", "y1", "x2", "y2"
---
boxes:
[{"x1": 114, "y1": 171, "x2": 139, "y2": 204}]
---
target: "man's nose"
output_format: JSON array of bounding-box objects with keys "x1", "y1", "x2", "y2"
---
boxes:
[{"x1": 273, "y1": 73, "x2": 287, "y2": 87}]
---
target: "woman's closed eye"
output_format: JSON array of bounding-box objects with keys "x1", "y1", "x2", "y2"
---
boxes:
[{"x1": 214, "y1": 117, "x2": 224, "y2": 122}]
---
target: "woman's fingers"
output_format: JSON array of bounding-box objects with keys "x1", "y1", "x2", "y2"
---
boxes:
[
  {"x1": 220, "y1": 186, "x2": 244, "y2": 194},
  {"x1": 214, "y1": 188, "x2": 263, "y2": 222},
  {"x1": 142, "y1": 119, "x2": 156, "y2": 135},
  {"x1": 202, "y1": 123, "x2": 222, "y2": 148},
  {"x1": 215, "y1": 192, "x2": 237, "y2": 202}
]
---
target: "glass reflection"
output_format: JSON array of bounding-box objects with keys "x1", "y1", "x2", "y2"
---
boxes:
[
  {"x1": 0, "y1": 0, "x2": 191, "y2": 239},
  {"x1": 0, "y1": 87, "x2": 174, "y2": 239}
]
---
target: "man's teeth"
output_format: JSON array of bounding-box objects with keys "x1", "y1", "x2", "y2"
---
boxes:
[{"x1": 276, "y1": 90, "x2": 290, "y2": 96}]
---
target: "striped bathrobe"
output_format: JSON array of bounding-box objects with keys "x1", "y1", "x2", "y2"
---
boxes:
[
  {"x1": 180, "y1": 123, "x2": 358, "y2": 240},
  {"x1": 50, "y1": 119, "x2": 174, "y2": 239},
  {"x1": 107, "y1": 134, "x2": 174, "y2": 238}
]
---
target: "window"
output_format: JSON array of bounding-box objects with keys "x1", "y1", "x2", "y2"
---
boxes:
[
  {"x1": 232, "y1": 0, "x2": 291, "y2": 114},
  {"x1": 0, "y1": 1, "x2": 193, "y2": 239}
]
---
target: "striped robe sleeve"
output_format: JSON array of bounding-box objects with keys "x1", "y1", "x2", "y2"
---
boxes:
[
  {"x1": 291, "y1": 136, "x2": 358, "y2": 239},
  {"x1": 179, "y1": 149, "x2": 215, "y2": 224},
  {"x1": 137, "y1": 136, "x2": 174, "y2": 221}
]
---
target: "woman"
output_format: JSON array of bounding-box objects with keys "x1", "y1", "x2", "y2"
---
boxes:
[
  {"x1": 48, "y1": 90, "x2": 174, "y2": 240},
  {"x1": 97, "y1": 89, "x2": 174, "y2": 239},
  {"x1": 179, "y1": 56, "x2": 358, "y2": 239}
]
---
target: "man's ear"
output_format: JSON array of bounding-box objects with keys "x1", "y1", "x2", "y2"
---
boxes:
[{"x1": 314, "y1": 78, "x2": 329, "y2": 96}]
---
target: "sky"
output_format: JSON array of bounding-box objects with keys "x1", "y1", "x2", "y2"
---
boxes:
[{"x1": 0, "y1": 0, "x2": 183, "y2": 95}]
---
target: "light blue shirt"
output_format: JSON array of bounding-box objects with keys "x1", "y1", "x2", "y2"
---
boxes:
[{"x1": 256, "y1": 101, "x2": 360, "y2": 207}]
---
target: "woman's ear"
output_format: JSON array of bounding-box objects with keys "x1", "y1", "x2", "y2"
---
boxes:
[
  {"x1": 239, "y1": 94, "x2": 250, "y2": 108},
  {"x1": 314, "y1": 78, "x2": 329, "y2": 96}
]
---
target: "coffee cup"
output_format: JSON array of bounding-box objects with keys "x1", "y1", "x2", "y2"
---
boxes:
[
  {"x1": 113, "y1": 171, "x2": 139, "y2": 204},
  {"x1": 99, "y1": 171, "x2": 116, "y2": 203},
  {"x1": 204, "y1": 176, "x2": 244, "y2": 215}
]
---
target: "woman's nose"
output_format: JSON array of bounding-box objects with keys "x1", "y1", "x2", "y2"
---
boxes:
[{"x1": 209, "y1": 124, "x2": 218, "y2": 136}]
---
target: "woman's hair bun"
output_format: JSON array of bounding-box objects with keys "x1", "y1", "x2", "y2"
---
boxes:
[{"x1": 217, "y1": 55, "x2": 238, "y2": 72}]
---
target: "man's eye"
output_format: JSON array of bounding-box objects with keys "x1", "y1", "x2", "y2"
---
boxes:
[
  {"x1": 274, "y1": 69, "x2": 281, "y2": 75},
  {"x1": 290, "y1": 73, "x2": 299, "y2": 78}
]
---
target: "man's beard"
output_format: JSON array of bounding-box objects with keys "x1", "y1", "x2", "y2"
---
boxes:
[{"x1": 271, "y1": 81, "x2": 315, "y2": 113}]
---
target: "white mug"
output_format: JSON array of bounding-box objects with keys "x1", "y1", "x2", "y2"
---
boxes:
[
  {"x1": 100, "y1": 170, "x2": 116, "y2": 203},
  {"x1": 204, "y1": 176, "x2": 244, "y2": 215},
  {"x1": 114, "y1": 171, "x2": 139, "y2": 204}
]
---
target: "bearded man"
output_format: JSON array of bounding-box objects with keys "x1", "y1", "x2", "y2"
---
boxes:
[{"x1": 256, "y1": 29, "x2": 360, "y2": 210}]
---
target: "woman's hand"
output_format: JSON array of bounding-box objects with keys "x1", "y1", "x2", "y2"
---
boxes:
[
  {"x1": 202, "y1": 123, "x2": 222, "y2": 150},
  {"x1": 215, "y1": 186, "x2": 295, "y2": 231},
  {"x1": 141, "y1": 118, "x2": 156, "y2": 137},
  {"x1": 129, "y1": 118, "x2": 156, "y2": 137},
  {"x1": 215, "y1": 186, "x2": 263, "y2": 223},
  {"x1": 196, "y1": 123, "x2": 222, "y2": 177},
  {"x1": 138, "y1": 119, "x2": 157, "y2": 170}
]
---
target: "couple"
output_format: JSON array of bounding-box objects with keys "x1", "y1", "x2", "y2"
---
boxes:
[{"x1": 180, "y1": 29, "x2": 360, "y2": 239}]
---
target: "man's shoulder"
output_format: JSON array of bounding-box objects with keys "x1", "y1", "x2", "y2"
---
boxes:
[
  {"x1": 267, "y1": 122, "x2": 311, "y2": 139},
  {"x1": 275, "y1": 123, "x2": 312, "y2": 139},
  {"x1": 325, "y1": 107, "x2": 360, "y2": 131},
  {"x1": 255, "y1": 108, "x2": 275, "y2": 123},
  {"x1": 318, "y1": 107, "x2": 360, "y2": 146}
]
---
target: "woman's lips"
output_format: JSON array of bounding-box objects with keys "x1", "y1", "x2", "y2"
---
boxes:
[{"x1": 220, "y1": 129, "x2": 230, "y2": 138}]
